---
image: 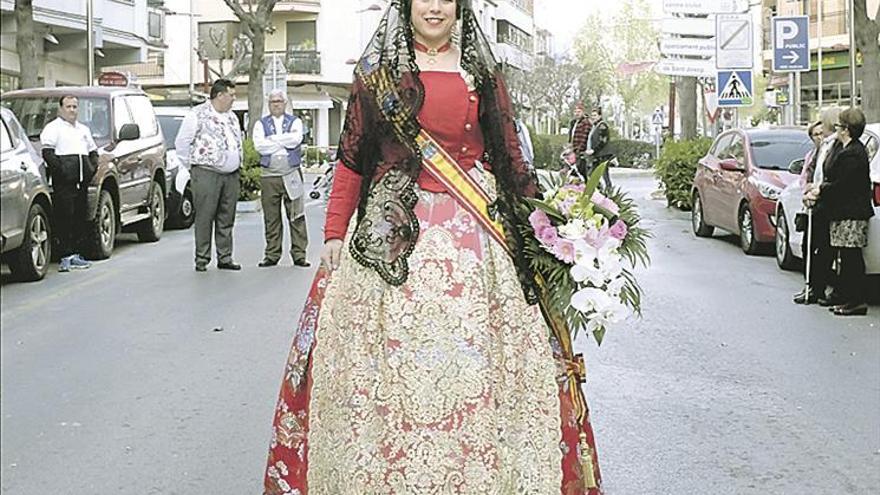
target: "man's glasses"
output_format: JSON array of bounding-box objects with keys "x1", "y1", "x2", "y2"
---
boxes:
[{"x1": 269, "y1": 100, "x2": 285, "y2": 104}]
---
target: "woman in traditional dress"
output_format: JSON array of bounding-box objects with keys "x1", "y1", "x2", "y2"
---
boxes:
[{"x1": 263, "y1": 1, "x2": 603, "y2": 493}]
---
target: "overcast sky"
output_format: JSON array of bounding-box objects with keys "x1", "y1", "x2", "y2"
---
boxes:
[{"x1": 534, "y1": 0, "x2": 663, "y2": 55}]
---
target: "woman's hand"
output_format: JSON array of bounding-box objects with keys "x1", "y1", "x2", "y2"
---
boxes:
[{"x1": 320, "y1": 239, "x2": 343, "y2": 272}]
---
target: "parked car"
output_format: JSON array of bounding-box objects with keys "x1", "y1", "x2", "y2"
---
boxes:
[
  {"x1": 0, "y1": 107, "x2": 53, "y2": 281},
  {"x1": 2, "y1": 86, "x2": 167, "y2": 259},
  {"x1": 154, "y1": 105, "x2": 194, "y2": 229},
  {"x1": 691, "y1": 127, "x2": 812, "y2": 254},
  {"x1": 775, "y1": 124, "x2": 880, "y2": 274}
]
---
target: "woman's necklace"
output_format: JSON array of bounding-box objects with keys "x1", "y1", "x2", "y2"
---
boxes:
[{"x1": 414, "y1": 40, "x2": 452, "y2": 66}]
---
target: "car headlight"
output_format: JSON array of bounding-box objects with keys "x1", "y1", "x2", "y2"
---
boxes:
[{"x1": 750, "y1": 177, "x2": 781, "y2": 200}]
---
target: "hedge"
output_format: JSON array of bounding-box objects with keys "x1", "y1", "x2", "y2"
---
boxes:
[
  {"x1": 532, "y1": 134, "x2": 655, "y2": 170},
  {"x1": 654, "y1": 138, "x2": 712, "y2": 210},
  {"x1": 240, "y1": 139, "x2": 262, "y2": 201}
]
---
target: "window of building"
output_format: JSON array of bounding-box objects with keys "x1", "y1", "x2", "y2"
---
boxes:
[
  {"x1": 148, "y1": 11, "x2": 163, "y2": 39},
  {"x1": 286, "y1": 20, "x2": 317, "y2": 51},
  {"x1": 198, "y1": 22, "x2": 240, "y2": 59},
  {"x1": 496, "y1": 20, "x2": 532, "y2": 53}
]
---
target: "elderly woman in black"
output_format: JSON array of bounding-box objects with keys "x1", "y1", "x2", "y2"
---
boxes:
[{"x1": 806, "y1": 107, "x2": 874, "y2": 316}]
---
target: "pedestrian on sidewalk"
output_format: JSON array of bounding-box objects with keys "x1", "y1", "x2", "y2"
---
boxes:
[
  {"x1": 795, "y1": 107, "x2": 843, "y2": 305},
  {"x1": 806, "y1": 107, "x2": 873, "y2": 316},
  {"x1": 40, "y1": 95, "x2": 109, "y2": 272},
  {"x1": 262, "y1": 0, "x2": 603, "y2": 493},
  {"x1": 253, "y1": 89, "x2": 309, "y2": 268},
  {"x1": 175, "y1": 79, "x2": 243, "y2": 272},
  {"x1": 585, "y1": 106, "x2": 612, "y2": 189},
  {"x1": 568, "y1": 102, "x2": 591, "y2": 180}
]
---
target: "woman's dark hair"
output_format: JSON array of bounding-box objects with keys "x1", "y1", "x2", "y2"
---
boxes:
[
  {"x1": 838, "y1": 107, "x2": 866, "y2": 139},
  {"x1": 210, "y1": 79, "x2": 235, "y2": 99},
  {"x1": 806, "y1": 120, "x2": 822, "y2": 141}
]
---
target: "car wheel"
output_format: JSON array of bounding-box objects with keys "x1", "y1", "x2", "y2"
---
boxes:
[
  {"x1": 8, "y1": 202, "x2": 51, "y2": 281},
  {"x1": 309, "y1": 190, "x2": 320, "y2": 200},
  {"x1": 137, "y1": 181, "x2": 165, "y2": 242},
  {"x1": 775, "y1": 208, "x2": 798, "y2": 270},
  {"x1": 85, "y1": 189, "x2": 116, "y2": 260},
  {"x1": 691, "y1": 191, "x2": 714, "y2": 237},
  {"x1": 176, "y1": 187, "x2": 195, "y2": 229},
  {"x1": 739, "y1": 203, "x2": 760, "y2": 255}
]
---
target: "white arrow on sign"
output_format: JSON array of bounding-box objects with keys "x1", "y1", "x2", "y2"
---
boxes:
[{"x1": 783, "y1": 51, "x2": 799, "y2": 64}]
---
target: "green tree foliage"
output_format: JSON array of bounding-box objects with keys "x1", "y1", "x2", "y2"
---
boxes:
[{"x1": 573, "y1": 1, "x2": 666, "y2": 127}]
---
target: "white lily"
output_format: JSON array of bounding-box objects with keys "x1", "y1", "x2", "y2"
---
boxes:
[{"x1": 558, "y1": 218, "x2": 588, "y2": 240}]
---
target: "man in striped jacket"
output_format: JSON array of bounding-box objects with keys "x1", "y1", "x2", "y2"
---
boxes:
[{"x1": 568, "y1": 102, "x2": 592, "y2": 180}]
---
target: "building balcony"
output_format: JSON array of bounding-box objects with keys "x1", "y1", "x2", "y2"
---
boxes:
[{"x1": 286, "y1": 48, "x2": 321, "y2": 75}]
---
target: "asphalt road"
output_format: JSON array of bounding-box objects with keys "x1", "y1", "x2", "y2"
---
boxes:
[{"x1": 1, "y1": 171, "x2": 878, "y2": 494}]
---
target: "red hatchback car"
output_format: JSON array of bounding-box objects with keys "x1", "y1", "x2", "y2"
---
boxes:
[{"x1": 691, "y1": 127, "x2": 812, "y2": 254}]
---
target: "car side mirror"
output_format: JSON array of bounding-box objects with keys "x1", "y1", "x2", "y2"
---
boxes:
[
  {"x1": 788, "y1": 159, "x2": 804, "y2": 175},
  {"x1": 118, "y1": 123, "x2": 140, "y2": 141},
  {"x1": 719, "y1": 158, "x2": 743, "y2": 172}
]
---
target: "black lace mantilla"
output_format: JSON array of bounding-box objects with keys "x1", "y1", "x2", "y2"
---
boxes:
[{"x1": 349, "y1": 170, "x2": 420, "y2": 286}]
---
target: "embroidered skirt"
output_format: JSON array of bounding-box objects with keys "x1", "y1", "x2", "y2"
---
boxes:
[
  {"x1": 830, "y1": 219, "x2": 869, "y2": 248},
  {"x1": 264, "y1": 180, "x2": 603, "y2": 495}
]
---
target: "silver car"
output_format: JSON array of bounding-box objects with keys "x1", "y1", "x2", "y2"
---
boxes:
[{"x1": 0, "y1": 107, "x2": 52, "y2": 281}]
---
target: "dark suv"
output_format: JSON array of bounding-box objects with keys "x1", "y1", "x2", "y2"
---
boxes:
[{"x1": 2, "y1": 87, "x2": 167, "y2": 259}]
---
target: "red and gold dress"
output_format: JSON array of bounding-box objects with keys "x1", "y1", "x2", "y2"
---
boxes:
[{"x1": 264, "y1": 72, "x2": 603, "y2": 495}]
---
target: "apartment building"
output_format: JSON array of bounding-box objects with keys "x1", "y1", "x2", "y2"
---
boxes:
[
  {"x1": 761, "y1": 0, "x2": 878, "y2": 121},
  {"x1": 0, "y1": 0, "x2": 160, "y2": 91}
]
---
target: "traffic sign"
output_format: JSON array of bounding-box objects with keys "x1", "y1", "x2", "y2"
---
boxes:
[
  {"x1": 663, "y1": 0, "x2": 747, "y2": 15},
  {"x1": 715, "y1": 13, "x2": 752, "y2": 69},
  {"x1": 661, "y1": 37, "x2": 716, "y2": 58},
  {"x1": 772, "y1": 16, "x2": 810, "y2": 72},
  {"x1": 661, "y1": 17, "x2": 715, "y2": 37},
  {"x1": 717, "y1": 70, "x2": 753, "y2": 107},
  {"x1": 656, "y1": 57, "x2": 716, "y2": 77}
]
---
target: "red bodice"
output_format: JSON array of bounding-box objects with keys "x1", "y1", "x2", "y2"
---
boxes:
[{"x1": 325, "y1": 71, "x2": 487, "y2": 241}]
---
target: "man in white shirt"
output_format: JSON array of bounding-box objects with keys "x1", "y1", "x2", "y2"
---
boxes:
[
  {"x1": 40, "y1": 95, "x2": 107, "y2": 272},
  {"x1": 253, "y1": 89, "x2": 309, "y2": 267},
  {"x1": 175, "y1": 79, "x2": 243, "y2": 272}
]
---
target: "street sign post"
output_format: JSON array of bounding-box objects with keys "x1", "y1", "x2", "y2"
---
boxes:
[
  {"x1": 715, "y1": 13, "x2": 753, "y2": 69},
  {"x1": 663, "y1": 0, "x2": 747, "y2": 15},
  {"x1": 656, "y1": 57, "x2": 716, "y2": 77},
  {"x1": 661, "y1": 37, "x2": 716, "y2": 58},
  {"x1": 717, "y1": 70, "x2": 753, "y2": 107},
  {"x1": 772, "y1": 16, "x2": 810, "y2": 72}
]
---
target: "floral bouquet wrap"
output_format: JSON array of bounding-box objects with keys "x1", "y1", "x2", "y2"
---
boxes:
[{"x1": 520, "y1": 163, "x2": 650, "y2": 345}]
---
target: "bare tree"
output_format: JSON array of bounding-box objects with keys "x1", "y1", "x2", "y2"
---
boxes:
[
  {"x1": 15, "y1": 0, "x2": 38, "y2": 89},
  {"x1": 854, "y1": 0, "x2": 879, "y2": 121},
  {"x1": 221, "y1": 0, "x2": 279, "y2": 135}
]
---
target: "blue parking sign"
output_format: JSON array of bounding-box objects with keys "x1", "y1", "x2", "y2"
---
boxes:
[
  {"x1": 717, "y1": 70, "x2": 753, "y2": 107},
  {"x1": 772, "y1": 16, "x2": 810, "y2": 72}
]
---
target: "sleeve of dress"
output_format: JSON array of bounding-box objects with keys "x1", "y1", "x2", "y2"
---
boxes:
[{"x1": 324, "y1": 162, "x2": 363, "y2": 241}]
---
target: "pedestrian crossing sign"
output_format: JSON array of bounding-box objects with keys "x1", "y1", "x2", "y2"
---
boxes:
[{"x1": 716, "y1": 70, "x2": 753, "y2": 107}]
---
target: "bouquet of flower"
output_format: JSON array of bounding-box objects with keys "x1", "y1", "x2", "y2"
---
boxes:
[{"x1": 520, "y1": 162, "x2": 650, "y2": 345}]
